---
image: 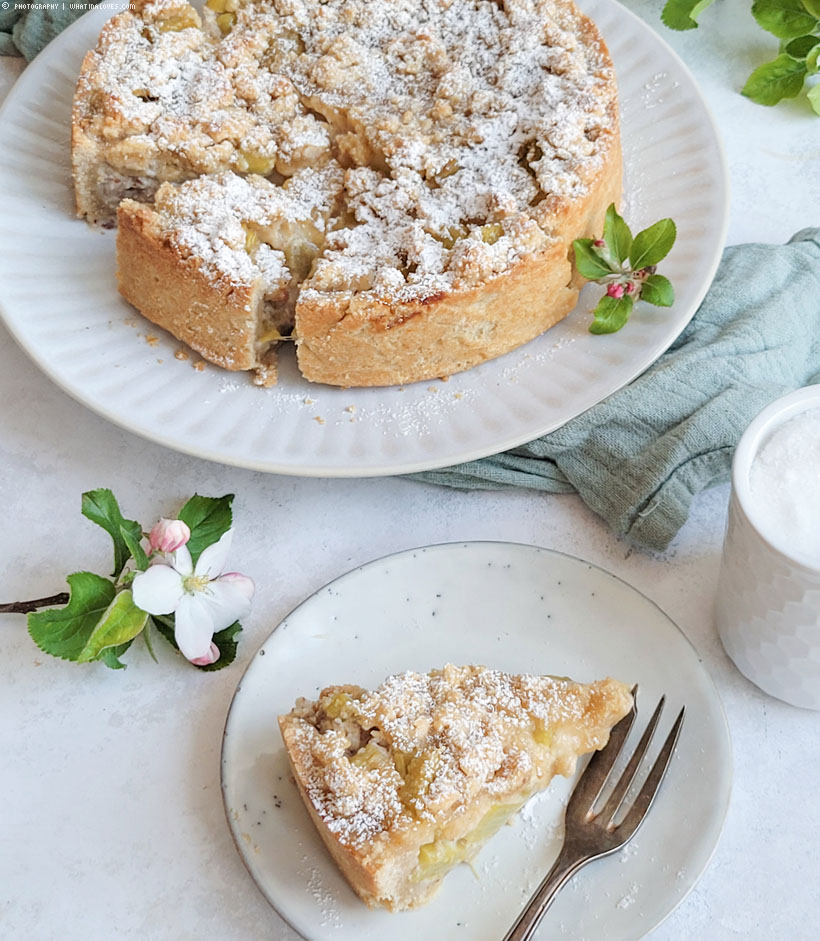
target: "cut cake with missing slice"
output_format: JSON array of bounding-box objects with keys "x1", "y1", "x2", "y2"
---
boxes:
[{"x1": 82, "y1": 0, "x2": 622, "y2": 387}]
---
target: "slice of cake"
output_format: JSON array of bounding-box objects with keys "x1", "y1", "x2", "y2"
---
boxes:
[
  {"x1": 279, "y1": 663, "x2": 632, "y2": 911},
  {"x1": 116, "y1": 162, "x2": 343, "y2": 384}
]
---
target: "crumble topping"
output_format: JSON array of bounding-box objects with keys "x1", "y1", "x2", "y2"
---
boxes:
[
  {"x1": 282, "y1": 664, "x2": 629, "y2": 847},
  {"x1": 75, "y1": 0, "x2": 332, "y2": 182},
  {"x1": 146, "y1": 161, "x2": 343, "y2": 289},
  {"x1": 77, "y1": 0, "x2": 618, "y2": 302}
]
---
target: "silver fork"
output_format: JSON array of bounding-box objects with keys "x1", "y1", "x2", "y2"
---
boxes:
[{"x1": 503, "y1": 688, "x2": 685, "y2": 941}]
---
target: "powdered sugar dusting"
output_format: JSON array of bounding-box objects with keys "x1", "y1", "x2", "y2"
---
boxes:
[
  {"x1": 147, "y1": 163, "x2": 342, "y2": 287},
  {"x1": 281, "y1": 665, "x2": 631, "y2": 850},
  {"x1": 304, "y1": 860, "x2": 343, "y2": 927},
  {"x1": 74, "y1": 0, "x2": 332, "y2": 207},
  {"x1": 616, "y1": 882, "x2": 640, "y2": 909},
  {"x1": 79, "y1": 0, "x2": 618, "y2": 303}
]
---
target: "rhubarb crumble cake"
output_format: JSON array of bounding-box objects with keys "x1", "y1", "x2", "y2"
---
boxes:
[
  {"x1": 73, "y1": 0, "x2": 622, "y2": 386},
  {"x1": 279, "y1": 664, "x2": 632, "y2": 910}
]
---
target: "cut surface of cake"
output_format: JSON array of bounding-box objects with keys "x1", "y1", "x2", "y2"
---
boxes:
[
  {"x1": 278, "y1": 664, "x2": 633, "y2": 911},
  {"x1": 76, "y1": 0, "x2": 622, "y2": 387},
  {"x1": 116, "y1": 162, "x2": 343, "y2": 384}
]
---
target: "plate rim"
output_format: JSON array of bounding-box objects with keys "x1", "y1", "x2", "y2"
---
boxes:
[
  {"x1": 0, "y1": 0, "x2": 728, "y2": 477},
  {"x1": 219, "y1": 539, "x2": 733, "y2": 940}
]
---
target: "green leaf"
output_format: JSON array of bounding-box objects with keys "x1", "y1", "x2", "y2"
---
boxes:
[
  {"x1": 76, "y1": 589, "x2": 148, "y2": 663},
  {"x1": 151, "y1": 614, "x2": 177, "y2": 650},
  {"x1": 803, "y1": 0, "x2": 820, "y2": 18},
  {"x1": 640, "y1": 274, "x2": 676, "y2": 307},
  {"x1": 178, "y1": 494, "x2": 234, "y2": 565},
  {"x1": 100, "y1": 640, "x2": 134, "y2": 670},
  {"x1": 742, "y1": 54, "x2": 808, "y2": 104},
  {"x1": 28, "y1": 573, "x2": 115, "y2": 661},
  {"x1": 572, "y1": 239, "x2": 614, "y2": 279},
  {"x1": 808, "y1": 81, "x2": 820, "y2": 112},
  {"x1": 142, "y1": 620, "x2": 159, "y2": 663},
  {"x1": 752, "y1": 0, "x2": 819, "y2": 39},
  {"x1": 661, "y1": 0, "x2": 717, "y2": 29},
  {"x1": 589, "y1": 294, "x2": 634, "y2": 334},
  {"x1": 690, "y1": 0, "x2": 719, "y2": 21},
  {"x1": 150, "y1": 614, "x2": 241, "y2": 671},
  {"x1": 121, "y1": 528, "x2": 149, "y2": 572},
  {"x1": 629, "y1": 219, "x2": 677, "y2": 269},
  {"x1": 784, "y1": 34, "x2": 820, "y2": 57},
  {"x1": 82, "y1": 489, "x2": 147, "y2": 578},
  {"x1": 602, "y1": 204, "x2": 633, "y2": 265},
  {"x1": 807, "y1": 43, "x2": 820, "y2": 72}
]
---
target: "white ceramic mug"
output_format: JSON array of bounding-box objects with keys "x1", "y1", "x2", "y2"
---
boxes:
[{"x1": 715, "y1": 385, "x2": 820, "y2": 709}]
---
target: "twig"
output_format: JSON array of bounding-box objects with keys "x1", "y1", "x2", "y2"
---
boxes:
[{"x1": 0, "y1": 593, "x2": 69, "y2": 614}]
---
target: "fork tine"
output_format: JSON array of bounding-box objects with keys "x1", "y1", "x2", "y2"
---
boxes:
[
  {"x1": 566, "y1": 684, "x2": 638, "y2": 819},
  {"x1": 599, "y1": 695, "x2": 665, "y2": 828},
  {"x1": 616, "y1": 706, "x2": 685, "y2": 840}
]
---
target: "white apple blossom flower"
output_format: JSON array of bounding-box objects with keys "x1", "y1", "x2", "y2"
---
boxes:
[
  {"x1": 132, "y1": 529, "x2": 254, "y2": 664},
  {"x1": 148, "y1": 517, "x2": 191, "y2": 554}
]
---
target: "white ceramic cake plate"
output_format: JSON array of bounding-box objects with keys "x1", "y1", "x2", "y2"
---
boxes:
[
  {"x1": 221, "y1": 542, "x2": 732, "y2": 940},
  {"x1": 0, "y1": 0, "x2": 727, "y2": 476}
]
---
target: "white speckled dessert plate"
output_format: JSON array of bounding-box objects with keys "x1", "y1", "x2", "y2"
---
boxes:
[
  {"x1": 0, "y1": 0, "x2": 726, "y2": 476},
  {"x1": 221, "y1": 542, "x2": 731, "y2": 940}
]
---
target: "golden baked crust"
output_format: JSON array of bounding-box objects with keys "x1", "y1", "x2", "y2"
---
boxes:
[
  {"x1": 279, "y1": 664, "x2": 633, "y2": 911},
  {"x1": 116, "y1": 164, "x2": 343, "y2": 383},
  {"x1": 295, "y1": 156, "x2": 620, "y2": 386},
  {"x1": 78, "y1": 0, "x2": 622, "y2": 385},
  {"x1": 117, "y1": 199, "x2": 281, "y2": 381}
]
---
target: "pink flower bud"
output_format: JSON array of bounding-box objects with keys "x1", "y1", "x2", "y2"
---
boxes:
[
  {"x1": 148, "y1": 518, "x2": 191, "y2": 554},
  {"x1": 624, "y1": 280, "x2": 637, "y2": 295},
  {"x1": 218, "y1": 572, "x2": 256, "y2": 602},
  {"x1": 189, "y1": 642, "x2": 220, "y2": 667},
  {"x1": 593, "y1": 239, "x2": 606, "y2": 248},
  {"x1": 606, "y1": 282, "x2": 625, "y2": 299}
]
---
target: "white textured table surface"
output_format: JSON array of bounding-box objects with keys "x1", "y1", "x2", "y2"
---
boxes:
[{"x1": 2, "y1": 2, "x2": 820, "y2": 938}]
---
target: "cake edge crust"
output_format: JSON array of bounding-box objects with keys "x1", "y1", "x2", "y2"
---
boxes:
[
  {"x1": 295, "y1": 121, "x2": 622, "y2": 387},
  {"x1": 116, "y1": 199, "x2": 279, "y2": 384}
]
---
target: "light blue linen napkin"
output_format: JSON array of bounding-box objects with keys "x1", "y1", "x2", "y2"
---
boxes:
[{"x1": 413, "y1": 229, "x2": 820, "y2": 551}]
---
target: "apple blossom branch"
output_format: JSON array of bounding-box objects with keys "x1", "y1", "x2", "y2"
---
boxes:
[
  {"x1": 0, "y1": 593, "x2": 70, "y2": 614},
  {"x1": 11, "y1": 489, "x2": 253, "y2": 671}
]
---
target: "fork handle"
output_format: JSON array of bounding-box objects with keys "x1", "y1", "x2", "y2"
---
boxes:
[{"x1": 502, "y1": 849, "x2": 583, "y2": 941}]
